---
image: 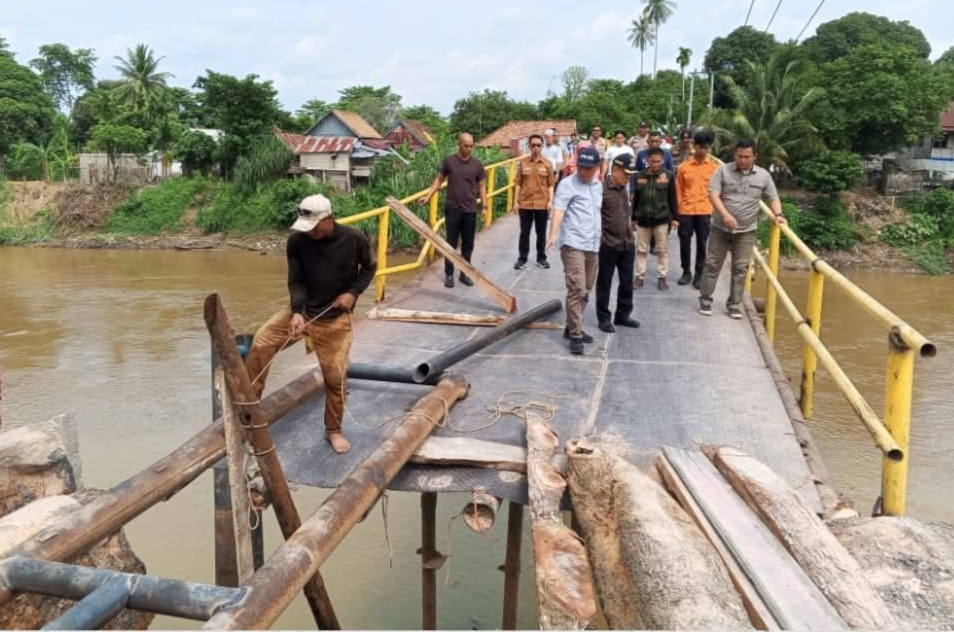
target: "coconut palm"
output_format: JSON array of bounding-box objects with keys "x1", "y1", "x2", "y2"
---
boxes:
[
  {"x1": 113, "y1": 44, "x2": 173, "y2": 120},
  {"x1": 627, "y1": 14, "x2": 655, "y2": 77},
  {"x1": 677, "y1": 47, "x2": 692, "y2": 100},
  {"x1": 707, "y1": 52, "x2": 825, "y2": 175},
  {"x1": 643, "y1": 0, "x2": 677, "y2": 79}
]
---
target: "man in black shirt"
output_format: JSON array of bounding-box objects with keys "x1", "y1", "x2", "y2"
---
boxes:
[
  {"x1": 244, "y1": 194, "x2": 376, "y2": 454},
  {"x1": 596, "y1": 153, "x2": 641, "y2": 333}
]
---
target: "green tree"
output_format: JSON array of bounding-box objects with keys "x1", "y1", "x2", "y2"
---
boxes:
[
  {"x1": 334, "y1": 85, "x2": 401, "y2": 133},
  {"x1": 88, "y1": 123, "x2": 148, "y2": 182},
  {"x1": 0, "y1": 54, "x2": 57, "y2": 153},
  {"x1": 677, "y1": 46, "x2": 692, "y2": 100},
  {"x1": 707, "y1": 53, "x2": 824, "y2": 174},
  {"x1": 936, "y1": 47, "x2": 954, "y2": 70},
  {"x1": 802, "y1": 12, "x2": 931, "y2": 64},
  {"x1": 561, "y1": 66, "x2": 590, "y2": 105},
  {"x1": 294, "y1": 98, "x2": 331, "y2": 129},
  {"x1": 798, "y1": 151, "x2": 864, "y2": 195},
  {"x1": 401, "y1": 104, "x2": 449, "y2": 138},
  {"x1": 643, "y1": 0, "x2": 677, "y2": 80},
  {"x1": 173, "y1": 129, "x2": 219, "y2": 176},
  {"x1": 704, "y1": 26, "x2": 779, "y2": 107},
  {"x1": 194, "y1": 71, "x2": 280, "y2": 176},
  {"x1": 233, "y1": 133, "x2": 293, "y2": 195},
  {"x1": 0, "y1": 36, "x2": 10, "y2": 57},
  {"x1": 821, "y1": 45, "x2": 949, "y2": 154},
  {"x1": 113, "y1": 44, "x2": 172, "y2": 120},
  {"x1": 627, "y1": 14, "x2": 655, "y2": 77},
  {"x1": 449, "y1": 89, "x2": 538, "y2": 138},
  {"x1": 69, "y1": 79, "x2": 124, "y2": 146},
  {"x1": 29, "y1": 43, "x2": 96, "y2": 113},
  {"x1": 167, "y1": 87, "x2": 204, "y2": 127}
]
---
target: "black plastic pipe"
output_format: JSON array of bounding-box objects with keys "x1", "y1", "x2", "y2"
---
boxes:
[
  {"x1": 413, "y1": 299, "x2": 562, "y2": 383},
  {"x1": 43, "y1": 576, "x2": 131, "y2": 630},
  {"x1": 348, "y1": 363, "x2": 434, "y2": 385}
]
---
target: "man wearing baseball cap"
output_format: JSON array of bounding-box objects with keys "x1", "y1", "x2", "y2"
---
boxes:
[
  {"x1": 244, "y1": 194, "x2": 376, "y2": 454},
  {"x1": 596, "y1": 153, "x2": 641, "y2": 333},
  {"x1": 546, "y1": 146, "x2": 603, "y2": 355}
]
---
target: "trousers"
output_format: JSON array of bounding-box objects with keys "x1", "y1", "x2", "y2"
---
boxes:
[
  {"x1": 560, "y1": 246, "x2": 598, "y2": 339},
  {"x1": 699, "y1": 227, "x2": 757, "y2": 312},
  {"x1": 517, "y1": 209, "x2": 548, "y2": 263},
  {"x1": 678, "y1": 214, "x2": 711, "y2": 276},
  {"x1": 596, "y1": 244, "x2": 635, "y2": 323},
  {"x1": 444, "y1": 206, "x2": 477, "y2": 276}
]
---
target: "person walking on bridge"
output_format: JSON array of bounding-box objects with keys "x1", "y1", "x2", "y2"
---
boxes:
[
  {"x1": 700, "y1": 139, "x2": 786, "y2": 319},
  {"x1": 511, "y1": 133, "x2": 554, "y2": 270},
  {"x1": 596, "y1": 153, "x2": 641, "y2": 333},
  {"x1": 546, "y1": 146, "x2": 603, "y2": 355},
  {"x1": 542, "y1": 128, "x2": 565, "y2": 183},
  {"x1": 675, "y1": 131, "x2": 717, "y2": 288},
  {"x1": 420, "y1": 133, "x2": 488, "y2": 289},
  {"x1": 632, "y1": 147, "x2": 679, "y2": 291},
  {"x1": 244, "y1": 194, "x2": 376, "y2": 454}
]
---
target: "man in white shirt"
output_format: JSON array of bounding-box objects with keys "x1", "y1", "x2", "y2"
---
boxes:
[
  {"x1": 604, "y1": 129, "x2": 634, "y2": 176},
  {"x1": 542, "y1": 128, "x2": 564, "y2": 180}
]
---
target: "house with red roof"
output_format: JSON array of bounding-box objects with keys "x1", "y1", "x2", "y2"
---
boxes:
[{"x1": 384, "y1": 119, "x2": 437, "y2": 153}]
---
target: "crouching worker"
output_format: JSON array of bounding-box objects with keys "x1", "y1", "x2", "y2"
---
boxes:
[{"x1": 244, "y1": 194, "x2": 376, "y2": 454}]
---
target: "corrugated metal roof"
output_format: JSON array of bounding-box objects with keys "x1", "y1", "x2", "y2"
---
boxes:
[
  {"x1": 386, "y1": 119, "x2": 436, "y2": 146},
  {"x1": 478, "y1": 120, "x2": 576, "y2": 147},
  {"x1": 277, "y1": 132, "x2": 306, "y2": 151},
  {"x1": 295, "y1": 136, "x2": 355, "y2": 154}
]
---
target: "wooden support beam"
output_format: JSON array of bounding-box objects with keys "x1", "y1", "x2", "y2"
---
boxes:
[
  {"x1": 216, "y1": 369, "x2": 255, "y2": 583},
  {"x1": 500, "y1": 501, "x2": 524, "y2": 630},
  {"x1": 368, "y1": 307, "x2": 560, "y2": 329},
  {"x1": 204, "y1": 293, "x2": 339, "y2": 630},
  {"x1": 421, "y1": 492, "x2": 438, "y2": 630},
  {"x1": 385, "y1": 196, "x2": 517, "y2": 313},
  {"x1": 203, "y1": 375, "x2": 470, "y2": 630},
  {"x1": 525, "y1": 414, "x2": 596, "y2": 630},
  {"x1": 565, "y1": 441, "x2": 750, "y2": 629},
  {"x1": 708, "y1": 446, "x2": 895, "y2": 629},
  {"x1": 411, "y1": 437, "x2": 527, "y2": 473}
]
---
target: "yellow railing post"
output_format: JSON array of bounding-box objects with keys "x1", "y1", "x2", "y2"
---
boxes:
[
  {"x1": 375, "y1": 208, "x2": 389, "y2": 302},
  {"x1": 799, "y1": 270, "x2": 825, "y2": 418},
  {"x1": 506, "y1": 158, "x2": 517, "y2": 212},
  {"x1": 485, "y1": 166, "x2": 496, "y2": 226},
  {"x1": 882, "y1": 333, "x2": 915, "y2": 516},
  {"x1": 428, "y1": 194, "x2": 439, "y2": 264},
  {"x1": 764, "y1": 222, "x2": 781, "y2": 343},
  {"x1": 744, "y1": 253, "x2": 755, "y2": 295}
]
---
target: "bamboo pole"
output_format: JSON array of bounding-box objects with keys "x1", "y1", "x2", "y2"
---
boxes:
[
  {"x1": 367, "y1": 307, "x2": 561, "y2": 329},
  {"x1": 882, "y1": 331, "x2": 915, "y2": 516},
  {"x1": 0, "y1": 367, "x2": 324, "y2": 609},
  {"x1": 216, "y1": 368, "x2": 254, "y2": 583},
  {"x1": 500, "y1": 501, "x2": 524, "y2": 630},
  {"x1": 421, "y1": 492, "x2": 438, "y2": 630},
  {"x1": 203, "y1": 374, "x2": 470, "y2": 630},
  {"x1": 204, "y1": 293, "x2": 339, "y2": 630}
]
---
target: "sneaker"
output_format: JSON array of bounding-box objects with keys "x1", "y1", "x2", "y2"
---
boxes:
[
  {"x1": 598, "y1": 321, "x2": 616, "y2": 333},
  {"x1": 678, "y1": 272, "x2": 692, "y2": 286},
  {"x1": 569, "y1": 338, "x2": 585, "y2": 355},
  {"x1": 613, "y1": 316, "x2": 641, "y2": 328},
  {"x1": 658, "y1": 278, "x2": 669, "y2": 291},
  {"x1": 692, "y1": 274, "x2": 702, "y2": 290},
  {"x1": 536, "y1": 259, "x2": 550, "y2": 269},
  {"x1": 459, "y1": 272, "x2": 474, "y2": 286},
  {"x1": 699, "y1": 303, "x2": 713, "y2": 316},
  {"x1": 563, "y1": 328, "x2": 594, "y2": 343},
  {"x1": 444, "y1": 274, "x2": 455, "y2": 288},
  {"x1": 728, "y1": 308, "x2": 744, "y2": 320},
  {"x1": 633, "y1": 277, "x2": 644, "y2": 289},
  {"x1": 514, "y1": 259, "x2": 527, "y2": 270}
]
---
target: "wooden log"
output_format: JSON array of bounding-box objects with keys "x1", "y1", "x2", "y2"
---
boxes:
[
  {"x1": 462, "y1": 489, "x2": 500, "y2": 533},
  {"x1": 215, "y1": 369, "x2": 254, "y2": 583},
  {"x1": 664, "y1": 447, "x2": 846, "y2": 630},
  {"x1": 525, "y1": 414, "x2": 596, "y2": 630},
  {"x1": 386, "y1": 196, "x2": 517, "y2": 313},
  {"x1": 655, "y1": 453, "x2": 779, "y2": 630},
  {"x1": 204, "y1": 293, "x2": 339, "y2": 630},
  {"x1": 368, "y1": 307, "x2": 561, "y2": 330},
  {"x1": 0, "y1": 367, "x2": 324, "y2": 610},
  {"x1": 708, "y1": 446, "x2": 895, "y2": 629},
  {"x1": 411, "y1": 437, "x2": 527, "y2": 473},
  {"x1": 566, "y1": 441, "x2": 750, "y2": 630},
  {"x1": 203, "y1": 375, "x2": 470, "y2": 630}
]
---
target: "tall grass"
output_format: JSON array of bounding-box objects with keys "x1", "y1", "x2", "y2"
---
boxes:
[{"x1": 107, "y1": 177, "x2": 216, "y2": 234}]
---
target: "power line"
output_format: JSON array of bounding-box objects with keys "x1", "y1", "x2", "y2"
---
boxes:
[
  {"x1": 795, "y1": 0, "x2": 826, "y2": 43},
  {"x1": 764, "y1": 0, "x2": 783, "y2": 33},
  {"x1": 744, "y1": 0, "x2": 755, "y2": 27}
]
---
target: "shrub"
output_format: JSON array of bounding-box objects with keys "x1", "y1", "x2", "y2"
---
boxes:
[
  {"x1": 107, "y1": 177, "x2": 214, "y2": 234},
  {"x1": 798, "y1": 151, "x2": 864, "y2": 195},
  {"x1": 880, "y1": 213, "x2": 940, "y2": 248},
  {"x1": 904, "y1": 240, "x2": 951, "y2": 275},
  {"x1": 921, "y1": 188, "x2": 954, "y2": 239},
  {"x1": 762, "y1": 199, "x2": 857, "y2": 253}
]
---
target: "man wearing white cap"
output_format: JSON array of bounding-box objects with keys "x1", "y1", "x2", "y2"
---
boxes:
[
  {"x1": 542, "y1": 128, "x2": 565, "y2": 181},
  {"x1": 244, "y1": 194, "x2": 376, "y2": 454}
]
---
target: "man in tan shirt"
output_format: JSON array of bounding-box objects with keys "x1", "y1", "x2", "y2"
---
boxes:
[{"x1": 511, "y1": 133, "x2": 554, "y2": 269}]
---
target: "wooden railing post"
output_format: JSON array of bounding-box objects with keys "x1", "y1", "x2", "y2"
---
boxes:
[{"x1": 799, "y1": 270, "x2": 825, "y2": 418}]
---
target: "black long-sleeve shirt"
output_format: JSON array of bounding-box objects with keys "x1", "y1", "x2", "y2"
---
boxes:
[{"x1": 287, "y1": 224, "x2": 376, "y2": 318}]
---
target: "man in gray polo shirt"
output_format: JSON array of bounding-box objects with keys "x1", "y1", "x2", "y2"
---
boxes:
[
  {"x1": 699, "y1": 139, "x2": 787, "y2": 319},
  {"x1": 546, "y1": 146, "x2": 603, "y2": 355}
]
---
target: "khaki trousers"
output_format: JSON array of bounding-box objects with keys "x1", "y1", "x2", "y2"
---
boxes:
[
  {"x1": 244, "y1": 308, "x2": 352, "y2": 435},
  {"x1": 560, "y1": 246, "x2": 598, "y2": 339},
  {"x1": 699, "y1": 227, "x2": 758, "y2": 312},
  {"x1": 636, "y1": 223, "x2": 670, "y2": 279}
]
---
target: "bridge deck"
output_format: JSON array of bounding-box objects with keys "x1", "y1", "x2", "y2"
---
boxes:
[{"x1": 267, "y1": 213, "x2": 820, "y2": 510}]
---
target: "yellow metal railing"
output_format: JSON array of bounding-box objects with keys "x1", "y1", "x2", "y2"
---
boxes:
[
  {"x1": 748, "y1": 200, "x2": 936, "y2": 516},
  {"x1": 336, "y1": 155, "x2": 525, "y2": 302}
]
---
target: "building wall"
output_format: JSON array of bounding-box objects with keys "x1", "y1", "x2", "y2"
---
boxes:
[
  {"x1": 78, "y1": 153, "x2": 159, "y2": 184},
  {"x1": 300, "y1": 153, "x2": 351, "y2": 172},
  {"x1": 308, "y1": 116, "x2": 354, "y2": 137}
]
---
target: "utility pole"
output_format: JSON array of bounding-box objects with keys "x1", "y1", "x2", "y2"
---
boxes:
[
  {"x1": 709, "y1": 72, "x2": 715, "y2": 109},
  {"x1": 687, "y1": 72, "x2": 696, "y2": 130}
]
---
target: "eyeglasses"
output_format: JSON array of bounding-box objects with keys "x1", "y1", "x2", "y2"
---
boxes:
[
  {"x1": 529, "y1": 143, "x2": 542, "y2": 148},
  {"x1": 297, "y1": 207, "x2": 315, "y2": 217}
]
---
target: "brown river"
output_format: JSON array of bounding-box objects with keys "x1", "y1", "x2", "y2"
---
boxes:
[{"x1": 0, "y1": 246, "x2": 951, "y2": 628}]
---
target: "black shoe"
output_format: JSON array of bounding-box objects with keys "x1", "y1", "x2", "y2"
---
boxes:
[
  {"x1": 459, "y1": 273, "x2": 474, "y2": 286},
  {"x1": 444, "y1": 274, "x2": 454, "y2": 288},
  {"x1": 598, "y1": 321, "x2": 616, "y2": 333},
  {"x1": 514, "y1": 259, "x2": 527, "y2": 270},
  {"x1": 563, "y1": 328, "x2": 594, "y2": 343},
  {"x1": 692, "y1": 274, "x2": 702, "y2": 290},
  {"x1": 569, "y1": 338, "x2": 585, "y2": 355},
  {"x1": 614, "y1": 316, "x2": 641, "y2": 328},
  {"x1": 536, "y1": 259, "x2": 550, "y2": 269},
  {"x1": 678, "y1": 271, "x2": 692, "y2": 285}
]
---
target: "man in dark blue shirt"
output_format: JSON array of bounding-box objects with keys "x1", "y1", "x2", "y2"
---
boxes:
[{"x1": 635, "y1": 130, "x2": 674, "y2": 171}]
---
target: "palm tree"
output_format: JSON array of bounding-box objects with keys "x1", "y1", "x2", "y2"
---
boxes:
[
  {"x1": 643, "y1": 0, "x2": 677, "y2": 79},
  {"x1": 677, "y1": 47, "x2": 692, "y2": 100},
  {"x1": 113, "y1": 44, "x2": 173, "y2": 120},
  {"x1": 707, "y1": 53, "x2": 825, "y2": 175},
  {"x1": 627, "y1": 14, "x2": 655, "y2": 77}
]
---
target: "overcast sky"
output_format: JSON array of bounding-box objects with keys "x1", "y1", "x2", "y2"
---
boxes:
[{"x1": 2, "y1": 0, "x2": 951, "y2": 115}]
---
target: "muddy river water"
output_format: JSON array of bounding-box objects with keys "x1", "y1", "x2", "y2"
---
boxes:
[{"x1": 0, "y1": 246, "x2": 951, "y2": 628}]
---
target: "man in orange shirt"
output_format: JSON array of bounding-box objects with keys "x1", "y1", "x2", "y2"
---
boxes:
[
  {"x1": 511, "y1": 133, "x2": 554, "y2": 269},
  {"x1": 675, "y1": 131, "x2": 718, "y2": 288}
]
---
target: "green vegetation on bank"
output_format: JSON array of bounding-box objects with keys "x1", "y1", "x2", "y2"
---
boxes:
[{"x1": 880, "y1": 189, "x2": 954, "y2": 274}]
